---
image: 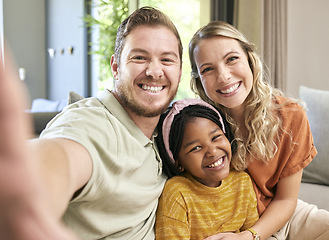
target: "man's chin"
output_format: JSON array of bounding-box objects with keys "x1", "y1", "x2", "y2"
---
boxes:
[
  {"x1": 116, "y1": 87, "x2": 177, "y2": 118},
  {"x1": 132, "y1": 104, "x2": 170, "y2": 118}
]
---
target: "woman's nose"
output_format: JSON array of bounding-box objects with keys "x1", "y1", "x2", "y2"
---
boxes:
[
  {"x1": 217, "y1": 66, "x2": 231, "y2": 82},
  {"x1": 146, "y1": 61, "x2": 164, "y2": 79}
]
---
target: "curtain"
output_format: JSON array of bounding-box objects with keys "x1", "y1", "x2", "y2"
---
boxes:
[
  {"x1": 234, "y1": 0, "x2": 287, "y2": 91},
  {"x1": 262, "y1": 0, "x2": 287, "y2": 91},
  {"x1": 211, "y1": 0, "x2": 235, "y2": 24}
]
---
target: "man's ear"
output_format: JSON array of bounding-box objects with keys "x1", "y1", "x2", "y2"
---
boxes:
[{"x1": 110, "y1": 55, "x2": 119, "y2": 80}]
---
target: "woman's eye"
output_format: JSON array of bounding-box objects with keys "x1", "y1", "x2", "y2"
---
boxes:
[
  {"x1": 227, "y1": 56, "x2": 238, "y2": 63},
  {"x1": 201, "y1": 67, "x2": 213, "y2": 75}
]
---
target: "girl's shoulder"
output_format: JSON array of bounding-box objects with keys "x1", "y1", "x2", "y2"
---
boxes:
[
  {"x1": 163, "y1": 176, "x2": 191, "y2": 192},
  {"x1": 227, "y1": 171, "x2": 254, "y2": 187}
]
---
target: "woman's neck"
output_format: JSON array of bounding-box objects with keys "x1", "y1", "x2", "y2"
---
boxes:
[{"x1": 227, "y1": 105, "x2": 248, "y2": 139}]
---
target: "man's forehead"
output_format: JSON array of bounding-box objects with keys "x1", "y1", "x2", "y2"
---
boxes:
[{"x1": 123, "y1": 25, "x2": 180, "y2": 55}]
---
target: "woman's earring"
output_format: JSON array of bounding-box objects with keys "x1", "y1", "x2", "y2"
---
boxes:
[{"x1": 178, "y1": 166, "x2": 184, "y2": 172}]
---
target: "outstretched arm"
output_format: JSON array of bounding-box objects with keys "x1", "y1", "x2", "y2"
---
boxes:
[{"x1": 0, "y1": 51, "x2": 91, "y2": 239}]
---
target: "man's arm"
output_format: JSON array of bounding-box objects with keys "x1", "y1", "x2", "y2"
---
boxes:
[
  {"x1": 29, "y1": 138, "x2": 93, "y2": 219},
  {"x1": 0, "y1": 50, "x2": 89, "y2": 239}
]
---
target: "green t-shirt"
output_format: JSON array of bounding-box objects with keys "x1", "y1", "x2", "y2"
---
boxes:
[{"x1": 41, "y1": 90, "x2": 166, "y2": 240}]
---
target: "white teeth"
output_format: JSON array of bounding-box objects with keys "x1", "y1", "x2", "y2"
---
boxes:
[
  {"x1": 220, "y1": 83, "x2": 239, "y2": 94},
  {"x1": 207, "y1": 157, "x2": 224, "y2": 168},
  {"x1": 141, "y1": 85, "x2": 163, "y2": 93}
]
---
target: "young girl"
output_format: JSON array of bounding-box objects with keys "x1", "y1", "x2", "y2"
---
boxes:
[
  {"x1": 189, "y1": 21, "x2": 329, "y2": 240},
  {"x1": 155, "y1": 98, "x2": 259, "y2": 240}
]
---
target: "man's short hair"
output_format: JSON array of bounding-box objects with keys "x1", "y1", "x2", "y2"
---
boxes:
[{"x1": 114, "y1": 6, "x2": 183, "y2": 66}]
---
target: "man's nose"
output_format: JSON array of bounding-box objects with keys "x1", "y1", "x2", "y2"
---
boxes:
[{"x1": 146, "y1": 61, "x2": 164, "y2": 79}]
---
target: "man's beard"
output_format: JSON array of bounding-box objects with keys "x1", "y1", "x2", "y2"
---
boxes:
[{"x1": 116, "y1": 84, "x2": 178, "y2": 118}]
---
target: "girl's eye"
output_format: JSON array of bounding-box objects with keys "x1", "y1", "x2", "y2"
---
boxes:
[
  {"x1": 212, "y1": 134, "x2": 222, "y2": 141},
  {"x1": 188, "y1": 146, "x2": 202, "y2": 153}
]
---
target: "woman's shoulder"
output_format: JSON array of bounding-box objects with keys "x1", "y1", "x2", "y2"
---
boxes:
[
  {"x1": 274, "y1": 95, "x2": 306, "y2": 117},
  {"x1": 274, "y1": 95, "x2": 310, "y2": 136}
]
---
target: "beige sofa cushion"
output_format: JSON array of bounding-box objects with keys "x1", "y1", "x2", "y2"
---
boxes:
[{"x1": 299, "y1": 86, "x2": 329, "y2": 186}]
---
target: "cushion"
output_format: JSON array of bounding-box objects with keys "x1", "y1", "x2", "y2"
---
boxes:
[
  {"x1": 68, "y1": 91, "x2": 85, "y2": 104},
  {"x1": 299, "y1": 182, "x2": 329, "y2": 211},
  {"x1": 31, "y1": 98, "x2": 67, "y2": 112},
  {"x1": 299, "y1": 86, "x2": 329, "y2": 186}
]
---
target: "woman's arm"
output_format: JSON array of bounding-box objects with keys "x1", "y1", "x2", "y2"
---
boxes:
[
  {"x1": 203, "y1": 169, "x2": 303, "y2": 240},
  {"x1": 248, "y1": 169, "x2": 303, "y2": 239}
]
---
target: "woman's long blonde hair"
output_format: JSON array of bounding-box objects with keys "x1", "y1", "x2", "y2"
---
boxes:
[{"x1": 189, "y1": 21, "x2": 287, "y2": 170}]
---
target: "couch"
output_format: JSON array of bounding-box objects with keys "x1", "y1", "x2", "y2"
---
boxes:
[
  {"x1": 30, "y1": 92, "x2": 84, "y2": 136},
  {"x1": 298, "y1": 86, "x2": 329, "y2": 211},
  {"x1": 29, "y1": 89, "x2": 329, "y2": 211}
]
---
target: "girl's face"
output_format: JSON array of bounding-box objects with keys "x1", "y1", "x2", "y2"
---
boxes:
[
  {"x1": 177, "y1": 117, "x2": 231, "y2": 187},
  {"x1": 193, "y1": 36, "x2": 253, "y2": 111}
]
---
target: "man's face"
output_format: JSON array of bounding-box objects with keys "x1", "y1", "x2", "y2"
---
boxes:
[{"x1": 111, "y1": 25, "x2": 182, "y2": 118}]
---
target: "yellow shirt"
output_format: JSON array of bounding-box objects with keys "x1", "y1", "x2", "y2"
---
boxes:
[{"x1": 156, "y1": 171, "x2": 258, "y2": 240}]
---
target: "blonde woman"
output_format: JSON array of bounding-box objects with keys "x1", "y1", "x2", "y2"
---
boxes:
[{"x1": 189, "y1": 21, "x2": 329, "y2": 240}]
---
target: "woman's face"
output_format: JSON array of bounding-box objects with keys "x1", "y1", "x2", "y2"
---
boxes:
[
  {"x1": 193, "y1": 36, "x2": 253, "y2": 110},
  {"x1": 178, "y1": 117, "x2": 231, "y2": 187}
]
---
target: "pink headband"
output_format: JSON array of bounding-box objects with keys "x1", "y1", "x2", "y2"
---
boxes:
[{"x1": 162, "y1": 98, "x2": 226, "y2": 164}]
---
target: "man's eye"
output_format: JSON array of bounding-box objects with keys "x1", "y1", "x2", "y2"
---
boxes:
[
  {"x1": 133, "y1": 56, "x2": 145, "y2": 60},
  {"x1": 162, "y1": 58, "x2": 173, "y2": 62}
]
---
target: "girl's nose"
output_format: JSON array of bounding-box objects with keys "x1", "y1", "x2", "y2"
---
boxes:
[
  {"x1": 206, "y1": 145, "x2": 218, "y2": 157},
  {"x1": 146, "y1": 61, "x2": 164, "y2": 79}
]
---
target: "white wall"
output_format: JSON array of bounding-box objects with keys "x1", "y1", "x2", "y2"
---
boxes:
[
  {"x1": 287, "y1": 0, "x2": 329, "y2": 98},
  {"x1": 3, "y1": 0, "x2": 46, "y2": 105}
]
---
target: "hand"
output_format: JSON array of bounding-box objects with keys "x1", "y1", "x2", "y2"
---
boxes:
[
  {"x1": 203, "y1": 231, "x2": 253, "y2": 240},
  {"x1": 0, "y1": 51, "x2": 78, "y2": 239}
]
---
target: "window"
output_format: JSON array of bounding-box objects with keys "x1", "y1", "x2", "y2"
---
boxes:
[
  {"x1": 137, "y1": 0, "x2": 210, "y2": 99},
  {"x1": 89, "y1": 0, "x2": 210, "y2": 99}
]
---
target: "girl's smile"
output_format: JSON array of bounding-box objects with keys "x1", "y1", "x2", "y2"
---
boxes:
[{"x1": 178, "y1": 117, "x2": 232, "y2": 187}]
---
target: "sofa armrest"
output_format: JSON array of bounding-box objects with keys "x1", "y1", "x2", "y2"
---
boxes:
[{"x1": 30, "y1": 111, "x2": 59, "y2": 135}]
